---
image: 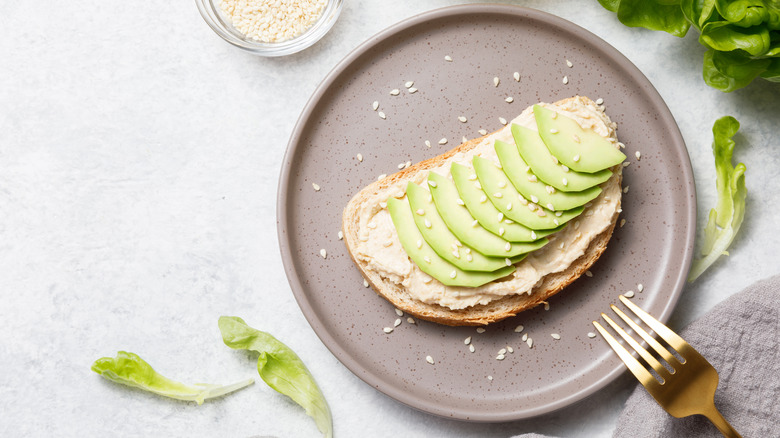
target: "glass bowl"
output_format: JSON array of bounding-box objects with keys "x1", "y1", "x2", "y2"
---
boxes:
[{"x1": 195, "y1": 0, "x2": 343, "y2": 57}]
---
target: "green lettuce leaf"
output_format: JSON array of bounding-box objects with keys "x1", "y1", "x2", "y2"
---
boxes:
[
  {"x1": 91, "y1": 351, "x2": 254, "y2": 404},
  {"x1": 699, "y1": 22, "x2": 772, "y2": 55},
  {"x1": 702, "y1": 48, "x2": 772, "y2": 91},
  {"x1": 688, "y1": 116, "x2": 746, "y2": 282},
  {"x1": 613, "y1": 0, "x2": 692, "y2": 37},
  {"x1": 218, "y1": 316, "x2": 332, "y2": 438},
  {"x1": 682, "y1": 0, "x2": 718, "y2": 30}
]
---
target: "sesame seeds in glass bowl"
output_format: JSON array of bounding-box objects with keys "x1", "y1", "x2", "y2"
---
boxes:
[{"x1": 195, "y1": 0, "x2": 343, "y2": 57}]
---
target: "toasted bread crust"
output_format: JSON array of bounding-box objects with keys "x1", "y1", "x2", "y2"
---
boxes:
[{"x1": 342, "y1": 97, "x2": 620, "y2": 326}]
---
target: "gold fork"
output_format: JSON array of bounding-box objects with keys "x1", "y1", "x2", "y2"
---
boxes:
[{"x1": 593, "y1": 296, "x2": 742, "y2": 438}]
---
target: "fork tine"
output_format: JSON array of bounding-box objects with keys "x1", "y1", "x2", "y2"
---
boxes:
[
  {"x1": 619, "y1": 296, "x2": 687, "y2": 352},
  {"x1": 601, "y1": 313, "x2": 669, "y2": 380},
  {"x1": 612, "y1": 304, "x2": 682, "y2": 367},
  {"x1": 593, "y1": 319, "x2": 656, "y2": 385}
]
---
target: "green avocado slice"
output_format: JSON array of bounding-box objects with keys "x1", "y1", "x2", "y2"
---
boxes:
[
  {"x1": 472, "y1": 156, "x2": 582, "y2": 230},
  {"x1": 407, "y1": 182, "x2": 517, "y2": 272},
  {"x1": 451, "y1": 163, "x2": 562, "y2": 242},
  {"x1": 427, "y1": 171, "x2": 549, "y2": 258},
  {"x1": 387, "y1": 197, "x2": 515, "y2": 287},
  {"x1": 533, "y1": 105, "x2": 626, "y2": 173},
  {"x1": 511, "y1": 124, "x2": 612, "y2": 192},
  {"x1": 494, "y1": 139, "x2": 601, "y2": 211}
]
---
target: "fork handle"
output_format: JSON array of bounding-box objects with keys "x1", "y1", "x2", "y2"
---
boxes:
[{"x1": 703, "y1": 405, "x2": 742, "y2": 438}]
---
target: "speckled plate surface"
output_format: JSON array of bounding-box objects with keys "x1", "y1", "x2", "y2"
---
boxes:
[{"x1": 278, "y1": 5, "x2": 695, "y2": 421}]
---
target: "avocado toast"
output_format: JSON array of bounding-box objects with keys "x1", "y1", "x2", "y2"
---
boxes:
[{"x1": 342, "y1": 96, "x2": 625, "y2": 326}]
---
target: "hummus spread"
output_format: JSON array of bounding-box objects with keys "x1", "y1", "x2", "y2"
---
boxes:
[{"x1": 353, "y1": 97, "x2": 622, "y2": 310}]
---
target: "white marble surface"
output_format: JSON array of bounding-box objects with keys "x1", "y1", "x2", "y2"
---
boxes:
[{"x1": 1, "y1": 1, "x2": 778, "y2": 437}]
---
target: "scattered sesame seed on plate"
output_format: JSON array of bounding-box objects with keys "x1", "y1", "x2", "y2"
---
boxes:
[
  {"x1": 585, "y1": 270, "x2": 593, "y2": 277},
  {"x1": 458, "y1": 116, "x2": 467, "y2": 123},
  {"x1": 407, "y1": 317, "x2": 415, "y2": 324},
  {"x1": 496, "y1": 354, "x2": 505, "y2": 361},
  {"x1": 312, "y1": 183, "x2": 321, "y2": 191},
  {"x1": 488, "y1": 375, "x2": 493, "y2": 381},
  {"x1": 383, "y1": 327, "x2": 393, "y2": 334},
  {"x1": 623, "y1": 161, "x2": 630, "y2": 167},
  {"x1": 405, "y1": 161, "x2": 411, "y2": 169},
  {"x1": 624, "y1": 290, "x2": 635, "y2": 298},
  {"x1": 408, "y1": 87, "x2": 418, "y2": 93},
  {"x1": 513, "y1": 72, "x2": 520, "y2": 81},
  {"x1": 464, "y1": 336, "x2": 471, "y2": 345},
  {"x1": 505, "y1": 97, "x2": 514, "y2": 103},
  {"x1": 493, "y1": 77, "x2": 500, "y2": 87},
  {"x1": 405, "y1": 81, "x2": 414, "y2": 88},
  {"x1": 337, "y1": 231, "x2": 343, "y2": 240},
  {"x1": 476, "y1": 327, "x2": 486, "y2": 334},
  {"x1": 378, "y1": 111, "x2": 386, "y2": 119},
  {"x1": 357, "y1": 153, "x2": 363, "y2": 162},
  {"x1": 462, "y1": 136, "x2": 468, "y2": 143},
  {"x1": 425, "y1": 140, "x2": 431, "y2": 148},
  {"x1": 390, "y1": 89, "x2": 400, "y2": 96},
  {"x1": 478, "y1": 129, "x2": 488, "y2": 135},
  {"x1": 588, "y1": 332, "x2": 597, "y2": 338},
  {"x1": 395, "y1": 308, "x2": 403, "y2": 317},
  {"x1": 397, "y1": 162, "x2": 405, "y2": 169},
  {"x1": 439, "y1": 138, "x2": 448, "y2": 145},
  {"x1": 394, "y1": 318, "x2": 402, "y2": 327},
  {"x1": 507, "y1": 346, "x2": 514, "y2": 353},
  {"x1": 427, "y1": 180, "x2": 437, "y2": 188},
  {"x1": 426, "y1": 355, "x2": 435, "y2": 364},
  {"x1": 551, "y1": 333, "x2": 561, "y2": 340},
  {"x1": 635, "y1": 151, "x2": 642, "y2": 160},
  {"x1": 562, "y1": 76, "x2": 569, "y2": 84},
  {"x1": 514, "y1": 325, "x2": 524, "y2": 333},
  {"x1": 444, "y1": 55, "x2": 453, "y2": 62},
  {"x1": 638, "y1": 283, "x2": 644, "y2": 292},
  {"x1": 623, "y1": 186, "x2": 630, "y2": 194},
  {"x1": 469, "y1": 344, "x2": 475, "y2": 353},
  {"x1": 377, "y1": 173, "x2": 386, "y2": 180},
  {"x1": 620, "y1": 219, "x2": 627, "y2": 227},
  {"x1": 595, "y1": 97, "x2": 604, "y2": 105},
  {"x1": 499, "y1": 117, "x2": 507, "y2": 125},
  {"x1": 522, "y1": 333, "x2": 528, "y2": 341},
  {"x1": 543, "y1": 301, "x2": 550, "y2": 311},
  {"x1": 363, "y1": 279, "x2": 369, "y2": 287},
  {"x1": 372, "y1": 101, "x2": 379, "y2": 111},
  {"x1": 498, "y1": 348, "x2": 506, "y2": 355},
  {"x1": 527, "y1": 338, "x2": 534, "y2": 348},
  {"x1": 319, "y1": 248, "x2": 327, "y2": 258},
  {"x1": 566, "y1": 59, "x2": 573, "y2": 68}
]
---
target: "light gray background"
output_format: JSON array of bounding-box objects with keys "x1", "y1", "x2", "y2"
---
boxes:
[{"x1": 0, "y1": 1, "x2": 777, "y2": 437}]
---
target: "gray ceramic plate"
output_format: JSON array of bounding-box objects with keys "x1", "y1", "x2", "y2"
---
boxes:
[{"x1": 278, "y1": 5, "x2": 695, "y2": 421}]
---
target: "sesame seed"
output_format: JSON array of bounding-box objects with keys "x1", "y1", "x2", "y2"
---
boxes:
[
  {"x1": 397, "y1": 162, "x2": 405, "y2": 169},
  {"x1": 458, "y1": 116, "x2": 468, "y2": 123},
  {"x1": 623, "y1": 186, "x2": 629, "y2": 194},
  {"x1": 422, "y1": 276, "x2": 432, "y2": 284},
  {"x1": 464, "y1": 336, "x2": 472, "y2": 345},
  {"x1": 585, "y1": 270, "x2": 593, "y2": 277},
  {"x1": 566, "y1": 59, "x2": 573, "y2": 68},
  {"x1": 623, "y1": 161, "x2": 630, "y2": 167},
  {"x1": 395, "y1": 308, "x2": 404, "y2": 317},
  {"x1": 638, "y1": 283, "x2": 644, "y2": 292},
  {"x1": 312, "y1": 183, "x2": 321, "y2": 191},
  {"x1": 522, "y1": 333, "x2": 528, "y2": 341},
  {"x1": 528, "y1": 175, "x2": 538, "y2": 182},
  {"x1": 407, "y1": 317, "x2": 415, "y2": 324},
  {"x1": 357, "y1": 153, "x2": 363, "y2": 162},
  {"x1": 620, "y1": 219, "x2": 626, "y2": 227},
  {"x1": 635, "y1": 151, "x2": 641, "y2": 160},
  {"x1": 499, "y1": 117, "x2": 507, "y2": 125},
  {"x1": 469, "y1": 344, "x2": 475, "y2": 353},
  {"x1": 549, "y1": 128, "x2": 559, "y2": 134},
  {"x1": 476, "y1": 327, "x2": 486, "y2": 333},
  {"x1": 425, "y1": 140, "x2": 431, "y2": 148},
  {"x1": 624, "y1": 290, "x2": 635, "y2": 298},
  {"x1": 383, "y1": 241, "x2": 392, "y2": 247},
  {"x1": 527, "y1": 338, "x2": 533, "y2": 348},
  {"x1": 493, "y1": 77, "x2": 500, "y2": 87},
  {"x1": 383, "y1": 327, "x2": 393, "y2": 334},
  {"x1": 498, "y1": 181, "x2": 506, "y2": 188},
  {"x1": 496, "y1": 354, "x2": 505, "y2": 360},
  {"x1": 390, "y1": 89, "x2": 400, "y2": 96},
  {"x1": 515, "y1": 325, "x2": 524, "y2": 333},
  {"x1": 551, "y1": 333, "x2": 561, "y2": 340},
  {"x1": 394, "y1": 318, "x2": 402, "y2": 327},
  {"x1": 494, "y1": 192, "x2": 503, "y2": 198},
  {"x1": 551, "y1": 155, "x2": 559, "y2": 164},
  {"x1": 505, "y1": 97, "x2": 514, "y2": 103},
  {"x1": 462, "y1": 136, "x2": 468, "y2": 143},
  {"x1": 559, "y1": 242, "x2": 565, "y2": 249},
  {"x1": 505, "y1": 242, "x2": 511, "y2": 252},
  {"x1": 363, "y1": 279, "x2": 369, "y2": 287},
  {"x1": 562, "y1": 76, "x2": 569, "y2": 84},
  {"x1": 416, "y1": 239, "x2": 422, "y2": 249},
  {"x1": 572, "y1": 135, "x2": 580, "y2": 143},
  {"x1": 378, "y1": 111, "x2": 386, "y2": 119},
  {"x1": 424, "y1": 256, "x2": 431, "y2": 263},
  {"x1": 497, "y1": 212, "x2": 504, "y2": 221},
  {"x1": 408, "y1": 87, "x2": 418, "y2": 93},
  {"x1": 405, "y1": 81, "x2": 414, "y2": 88},
  {"x1": 488, "y1": 375, "x2": 493, "y2": 381},
  {"x1": 573, "y1": 154, "x2": 580, "y2": 162},
  {"x1": 530, "y1": 231, "x2": 537, "y2": 240},
  {"x1": 546, "y1": 186, "x2": 555, "y2": 194},
  {"x1": 478, "y1": 129, "x2": 488, "y2": 135},
  {"x1": 505, "y1": 257, "x2": 511, "y2": 266},
  {"x1": 439, "y1": 138, "x2": 448, "y2": 145},
  {"x1": 426, "y1": 355, "x2": 435, "y2": 364},
  {"x1": 561, "y1": 165, "x2": 569, "y2": 172},
  {"x1": 498, "y1": 348, "x2": 507, "y2": 355},
  {"x1": 588, "y1": 332, "x2": 597, "y2": 338},
  {"x1": 480, "y1": 195, "x2": 488, "y2": 203},
  {"x1": 506, "y1": 203, "x2": 512, "y2": 211},
  {"x1": 530, "y1": 195, "x2": 539, "y2": 204},
  {"x1": 546, "y1": 203, "x2": 554, "y2": 210},
  {"x1": 472, "y1": 219, "x2": 479, "y2": 227},
  {"x1": 595, "y1": 98, "x2": 604, "y2": 105},
  {"x1": 449, "y1": 270, "x2": 457, "y2": 279},
  {"x1": 428, "y1": 180, "x2": 438, "y2": 188},
  {"x1": 424, "y1": 219, "x2": 431, "y2": 228},
  {"x1": 468, "y1": 173, "x2": 478, "y2": 180},
  {"x1": 475, "y1": 181, "x2": 482, "y2": 189},
  {"x1": 451, "y1": 249, "x2": 460, "y2": 258},
  {"x1": 338, "y1": 231, "x2": 343, "y2": 240},
  {"x1": 405, "y1": 161, "x2": 411, "y2": 168},
  {"x1": 554, "y1": 218, "x2": 560, "y2": 225},
  {"x1": 416, "y1": 209, "x2": 424, "y2": 216},
  {"x1": 372, "y1": 101, "x2": 379, "y2": 111},
  {"x1": 319, "y1": 248, "x2": 327, "y2": 258},
  {"x1": 513, "y1": 72, "x2": 520, "y2": 81},
  {"x1": 444, "y1": 55, "x2": 453, "y2": 62},
  {"x1": 544, "y1": 301, "x2": 550, "y2": 310}
]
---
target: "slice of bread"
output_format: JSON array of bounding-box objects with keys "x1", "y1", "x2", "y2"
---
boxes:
[{"x1": 342, "y1": 97, "x2": 621, "y2": 326}]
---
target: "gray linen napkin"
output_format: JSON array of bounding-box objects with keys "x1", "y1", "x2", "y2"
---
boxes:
[{"x1": 512, "y1": 274, "x2": 780, "y2": 438}]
